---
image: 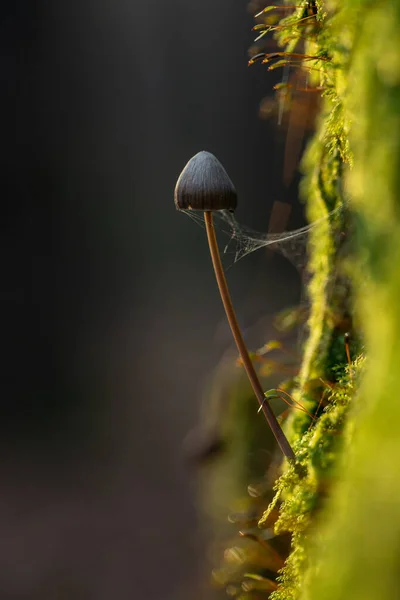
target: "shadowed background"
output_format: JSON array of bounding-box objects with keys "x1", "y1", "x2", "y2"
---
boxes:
[{"x1": 1, "y1": 1, "x2": 304, "y2": 598}]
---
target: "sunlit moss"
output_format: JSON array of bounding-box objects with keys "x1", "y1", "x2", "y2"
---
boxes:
[
  {"x1": 199, "y1": 1, "x2": 400, "y2": 598},
  {"x1": 260, "y1": 358, "x2": 364, "y2": 600},
  {"x1": 256, "y1": 1, "x2": 400, "y2": 599},
  {"x1": 299, "y1": 2, "x2": 400, "y2": 600}
]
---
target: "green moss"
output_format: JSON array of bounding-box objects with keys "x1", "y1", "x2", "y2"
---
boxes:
[
  {"x1": 299, "y1": 2, "x2": 400, "y2": 600},
  {"x1": 255, "y1": 1, "x2": 400, "y2": 599},
  {"x1": 260, "y1": 358, "x2": 364, "y2": 600},
  {"x1": 287, "y1": 6, "x2": 351, "y2": 399},
  {"x1": 199, "y1": 1, "x2": 400, "y2": 598}
]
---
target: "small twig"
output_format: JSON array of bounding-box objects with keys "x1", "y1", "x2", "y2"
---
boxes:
[
  {"x1": 344, "y1": 332, "x2": 353, "y2": 379},
  {"x1": 258, "y1": 388, "x2": 316, "y2": 422},
  {"x1": 308, "y1": 387, "x2": 327, "y2": 431}
]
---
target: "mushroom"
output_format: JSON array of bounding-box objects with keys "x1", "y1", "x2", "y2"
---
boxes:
[{"x1": 175, "y1": 151, "x2": 295, "y2": 460}]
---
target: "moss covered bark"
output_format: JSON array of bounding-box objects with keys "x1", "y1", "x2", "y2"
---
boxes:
[
  {"x1": 299, "y1": 1, "x2": 400, "y2": 599},
  {"x1": 257, "y1": 1, "x2": 400, "y2": 599},
  {"x1": 199, "y1": 1, "x2": 400, "y2": 598}
]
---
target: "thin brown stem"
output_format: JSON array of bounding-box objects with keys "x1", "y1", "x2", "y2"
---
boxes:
[
  {"x1": 204, "y1": 211, "x2": 295, "y2": 460},
  {"x1": 344, "y1": 333, "x2": 353, "y2": 379}
]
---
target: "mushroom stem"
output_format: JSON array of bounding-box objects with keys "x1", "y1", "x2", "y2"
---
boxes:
[{"x1": 204, "y1": 211, "x2": 295, "y2": 460}]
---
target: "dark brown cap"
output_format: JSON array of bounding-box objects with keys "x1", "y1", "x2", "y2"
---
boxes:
[{"x1": 174, "y1": 151, "x2": 237, "y2": 212}]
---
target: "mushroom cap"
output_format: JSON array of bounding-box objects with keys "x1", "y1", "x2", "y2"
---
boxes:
[{"x1": 174, "y1": 151, "x2": 237, "y2": 212}]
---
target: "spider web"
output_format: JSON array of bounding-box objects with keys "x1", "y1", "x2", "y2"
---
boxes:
[{"x1": 182, "y1": 203, "x2": 344, "y2": 278}]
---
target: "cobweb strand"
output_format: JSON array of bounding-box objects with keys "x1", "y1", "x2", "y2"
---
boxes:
[{"x1": 181, "y1": 204, "x2": 344, "y2": 275}]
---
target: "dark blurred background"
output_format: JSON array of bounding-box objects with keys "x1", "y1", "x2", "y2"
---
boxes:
[{"x1": 1, "y1": 1, "x2": 304, "y2": 598}]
